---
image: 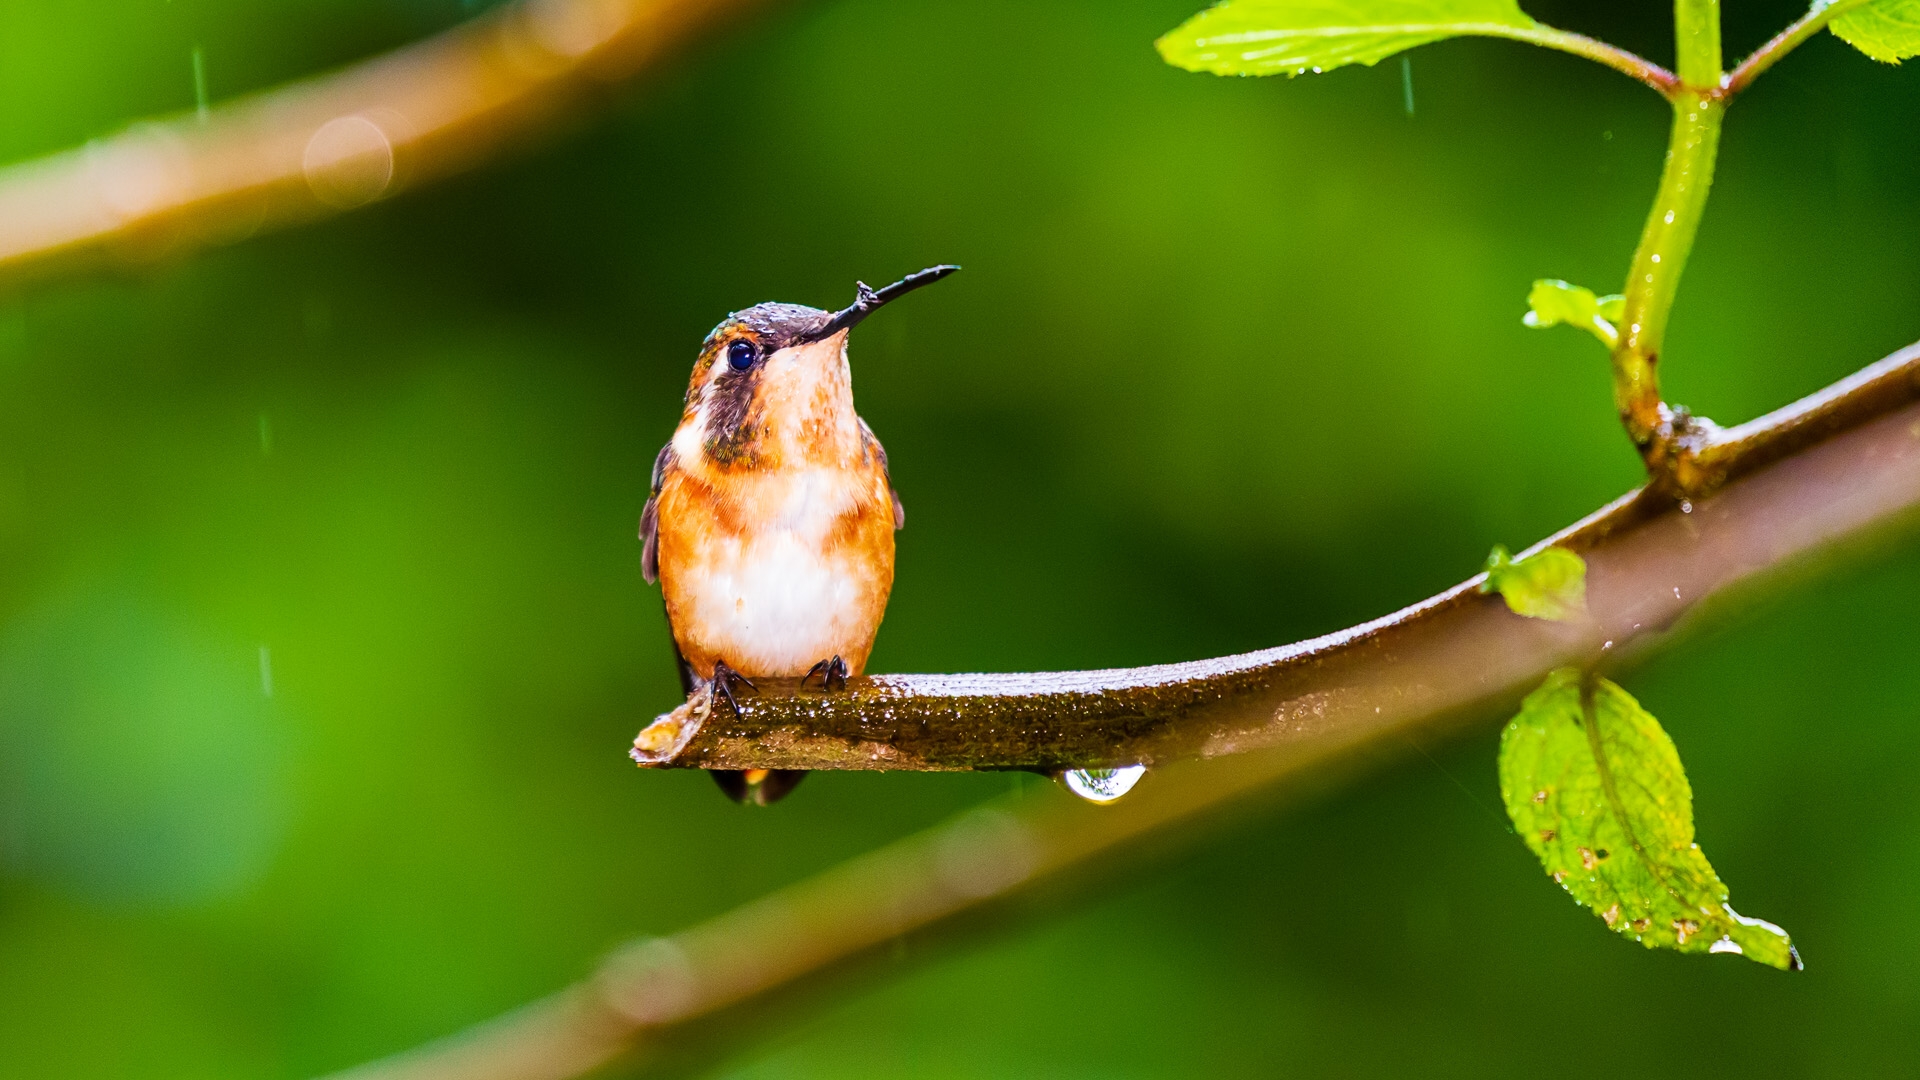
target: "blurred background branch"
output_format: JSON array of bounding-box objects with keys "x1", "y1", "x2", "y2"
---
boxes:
[
  {"x1": 340, "y1": 340, "x2": 1920, "y2": 1079},
  {"x1": 0, "y1": 0, "x2": 765, "y2": 278}
]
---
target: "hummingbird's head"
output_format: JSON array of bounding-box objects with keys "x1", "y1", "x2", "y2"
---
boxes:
[{"x1": 680, "y1": 265, "x2": 957, "y2": 469}]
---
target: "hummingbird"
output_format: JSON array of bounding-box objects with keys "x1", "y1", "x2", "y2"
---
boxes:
[{"x1": 639, "y1": 265, "x2": 959, "y2": 805}]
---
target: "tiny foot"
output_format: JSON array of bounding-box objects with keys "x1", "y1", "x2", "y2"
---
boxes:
[
  {"x1": 802, "y1": 654, "x2": 850, "y2": 691},
  {"x1": 710, "y1": 659, "x2": 758, "y2": 715}
]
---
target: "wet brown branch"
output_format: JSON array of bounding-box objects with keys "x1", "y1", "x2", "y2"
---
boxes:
[
  {"x1": 0, "y1": 0, "x2": 766, "y2": 277},
  {"x1": 334, "y1": 340, "x2": 1920, "y2": 1080},
  {"x1": 633, "y1": 342, "x2": 1920, "y2": 772}
]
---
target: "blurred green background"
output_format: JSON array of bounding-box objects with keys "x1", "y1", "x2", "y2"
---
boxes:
[{"x1": 0, "y1": 0, "x2": 1916, "y2": 1075}]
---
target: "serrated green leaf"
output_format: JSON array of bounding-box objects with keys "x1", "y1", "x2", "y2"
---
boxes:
[
  {"x1": 1500, "y1": 670, "x2": 1800, "y2": 970},
  {"x1": 1157, "y1": 0, "x2": 1539, "y2": 77},
  {"x1": 1479, "y1": 544, "x2": 1587, "y2": 622},
  {"x1": 1833, "y1": 0, "x2": 1920, "y2": 63},
  {"x1": 1521, "y1": 279, "x2": 1620, "y2": 348}
]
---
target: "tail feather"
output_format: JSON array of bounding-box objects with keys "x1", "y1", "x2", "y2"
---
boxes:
[{"x1": 711, "y1": 768, "x2": 808, "y2": 805}]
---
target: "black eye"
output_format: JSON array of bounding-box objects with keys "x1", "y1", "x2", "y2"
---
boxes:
[{"x1": 726, "y1": 339, "x2": 756, "y2": 371}]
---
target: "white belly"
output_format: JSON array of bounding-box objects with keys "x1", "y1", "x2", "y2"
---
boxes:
[
  {"x1": 681, "y1": 531, "x2": 872, "y2": 674},
  {"x1": 662, "y1": 464, "x2": 894, "y2": 678}
]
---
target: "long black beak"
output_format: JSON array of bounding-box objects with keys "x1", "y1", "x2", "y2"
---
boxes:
[{"x1": 805, "y1": 264, "x2": 960, "y2": 343}]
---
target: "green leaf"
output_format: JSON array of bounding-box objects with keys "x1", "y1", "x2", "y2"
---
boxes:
[
  {"x1": 1521, "y1": 279, "x2": 1620, "y2": 348},
  {"x1": 1500, "y1": 670, "x2": 1800, "y2": 971},
  {"x1": 1157, "y1": 0, "x2": 1539, "y2": 77},
  {"x1": 1833, "y1": 0, "x2": 1920, "y2": 63},
  {"x1": 1479, "y1": 544, "x2": 1587, "y2": 622}
]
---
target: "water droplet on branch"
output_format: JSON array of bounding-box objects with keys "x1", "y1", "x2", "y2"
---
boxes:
[{"x1": 1059, "y1": 765, "x2": 1146, "y2": 804}]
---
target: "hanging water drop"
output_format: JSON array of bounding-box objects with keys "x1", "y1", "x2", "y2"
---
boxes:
[{"x1": 1059, "y1": 765, "x2": 1146, "y2": 804}]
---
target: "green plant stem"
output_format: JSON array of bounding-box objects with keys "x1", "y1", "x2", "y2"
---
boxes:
[
  {"x1": 1492, "y1": 25, "x2": 1678, "y2": 95},
  {"x1": 1724, "y1": 0, "x2": 1873, "y2": 97},
  {"x1": 1673, "y1": 0, "x2": 1723, "y2": 87},
  {"x1": 1611, "y1": 92, "x2": 1723, "y2": 451},
  {"x1": 1610, "y1": 0, "x2": 1724, "y2": 459}
]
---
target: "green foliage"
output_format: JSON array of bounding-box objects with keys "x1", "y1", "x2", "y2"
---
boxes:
[
  {"x1": 11, "y1": 0, "x2": 1920, "y2": 1069},
  {"x1": 1479, "y1": 545, "x2": 1587, "y2": 622},
  {"x1": 1500, "y1": 670, "x2": 1800, "y2": 971},
  {"x1": 1833, "y1": 0, "x2": 1920, "y2": 63},
  {"x1": 1521, "y1": 279, "x2": 1622, "y2": 348},
  {"x1": 1156, "y1": 0, "x2": 1538, "y2": 77}
]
